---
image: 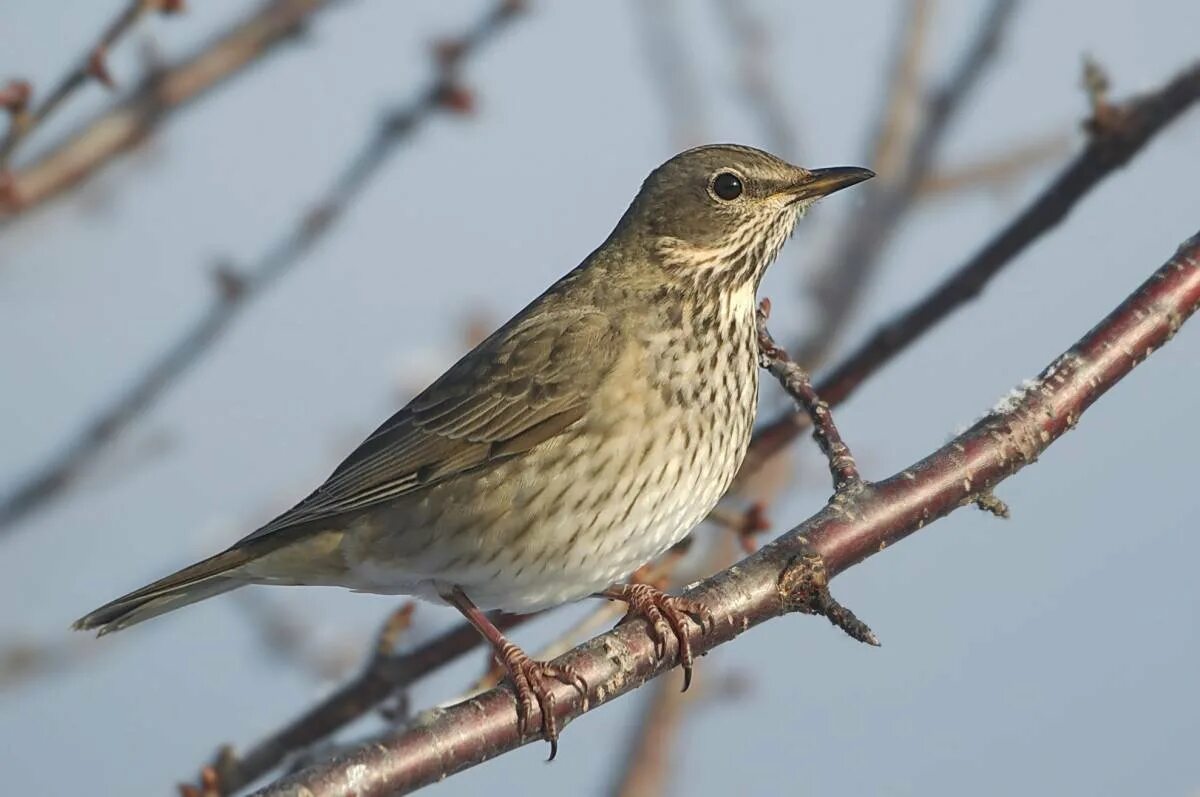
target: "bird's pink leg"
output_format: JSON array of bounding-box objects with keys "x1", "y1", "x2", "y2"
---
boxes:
[{"x1": 444, "y1": 587, "x2": 587, "y2": 760}]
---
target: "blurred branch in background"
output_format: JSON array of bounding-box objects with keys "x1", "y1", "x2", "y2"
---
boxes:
[
  {"x1": 0, "y1": 634, "x2": 100, "y2": 692},
  {"x1": 607, "y1": 523, "x2": 744, "y2": 797},
  {"x1": 0, "y1": 0, "x2": 183, "y2": 171},
  {"x1": 917, "y1": 130, "x2": 1071, "y2": 197},
  {"x1": 864, "y1": 0, "x2": 932, "y2": 183},
  {"x1": 255, "y1": 229, "x2": 1200, "y2": 796},
  {"x1": 0, "y1": 0, "x2": 526, "y2": 534},
  {"x1": 739, "y1": 59, "x2": 1200, "y2": 489},
  {"x1": 0, "y1": 0, "x2": 345, "y2": 221},
  {"x1": 232, "y1": 591, "x2": 367, "y2": 683},
  {"x1": 711, "y1": 0, "x2": 800, "y2": 159},
  {"x1": 633, "y1": 0, "x2": 708, "y2": 150},
  {"x1": 796, "y1": 0, "x2": 1018, "y2": 367}
]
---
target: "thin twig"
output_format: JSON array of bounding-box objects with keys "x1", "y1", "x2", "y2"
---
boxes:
[
  {"x1": 0, "y1": 0, "x2": 342, "y2": 219},
  {"x1": 255, "y1": 230, "x2": 1200, "y2": 797},
  {"x1": 739, "y1": 59, "x2": 1200, "y2": 488},
  {"x1": 797, "y1": 0, "x2": 1018, "y2": 367},
  {"x1": 0, "y1": 0, "x2": 526, "y2": 533},
  {"x1": 756, "y1": 299, "x2": 860, "y2": 492},
  {"x1": 0, "y1": 0, "x2": 181, "y2": 170}
]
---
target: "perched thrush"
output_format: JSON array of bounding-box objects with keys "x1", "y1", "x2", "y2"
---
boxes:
[{"x1": 76, "y1": 144, "x2": 872, "y2": 752}]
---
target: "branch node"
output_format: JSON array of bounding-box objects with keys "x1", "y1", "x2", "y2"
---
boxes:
[
  {"x1": 778, "y1": 551, "x2": 879, "y2": 646},
  {"x1": 432, "y1": 38, "x2": 468, "y2": 69},
  {"x1": 435, "y1": 81, "x2": 476, "y2": 115},
  {"x1": 0, "y1": 80, "x2": 32, "y2": 116},
  {"x1": 972, "y1": 489, "x2": 1010, "y2": 518},
  {"x1": 1081, "y1": 55, "x2": 1129, "y2": 142},
  {"x1": 0, "y1": 171, "x2": 20, "y2": 212},
  {"x1": 178, "y1": 761, "x2": 221, "y2": 797},
  {"x1": 87, "y1": 47, "x2": 117, "y2": 89},
  {"x1": 209, "y1": 260, "x2": 248, "y2": 304},
  {"x1": 708, "y1": 503, "x2": 771, "y2": 553}
]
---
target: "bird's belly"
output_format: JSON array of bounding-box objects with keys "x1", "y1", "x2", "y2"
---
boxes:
[{"x1": 341, "y1": 401, "x2": 753, "y2": 613}]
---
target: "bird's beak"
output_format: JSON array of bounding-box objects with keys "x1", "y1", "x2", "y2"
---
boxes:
[{"x1": 787, "y1": 166, "x2": 875, "y2": 201}]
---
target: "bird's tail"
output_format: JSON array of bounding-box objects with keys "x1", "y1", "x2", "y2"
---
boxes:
[{"x1": 74, "y1": 547, "x2": 254, "y2": 635}]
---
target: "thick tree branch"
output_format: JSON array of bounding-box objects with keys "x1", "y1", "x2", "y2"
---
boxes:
[
  {"x1": 0, "y1": 0, "x2": 525, "y2": 533},
  {"x1": 254, "y1": 228, "x2": 1200, "y2": 794},
  {"x1": 0, "y1": 0, "x2": 339, "y2": 219},
  {"x1": 739, "y1": 59, "x2": 1200, "y2": 485}
]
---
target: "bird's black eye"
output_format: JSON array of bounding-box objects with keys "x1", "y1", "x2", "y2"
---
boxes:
[{"x1": 712, "y1": 171, "x2": 743, "y2": 201}]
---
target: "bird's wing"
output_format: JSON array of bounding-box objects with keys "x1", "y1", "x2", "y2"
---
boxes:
[{"x1": 241, "y1": 307, "x2": 619, "y2": 541}]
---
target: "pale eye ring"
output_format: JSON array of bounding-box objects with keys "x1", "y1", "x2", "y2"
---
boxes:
[{"x1": 711, "y1": 171, "x2": 744, "y2": 201}]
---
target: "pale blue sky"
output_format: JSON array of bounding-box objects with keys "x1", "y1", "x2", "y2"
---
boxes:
[{"x1": 1, "y1": 2, "x2": 1199, "y2": 795}]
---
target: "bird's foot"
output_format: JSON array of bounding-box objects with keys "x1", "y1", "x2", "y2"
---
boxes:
[
  {"x1": 604, "y1": 582, "x2": 714, "y2": 691},
  {"x1": 494, "y1": 639, "x2": 588, "y2": 760}
]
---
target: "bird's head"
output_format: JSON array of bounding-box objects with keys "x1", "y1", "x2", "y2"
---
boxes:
[{"x1": 613, "y1": 144, "x2": 873, "y2": 290}]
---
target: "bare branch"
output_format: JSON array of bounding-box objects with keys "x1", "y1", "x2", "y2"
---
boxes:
[
  {"x1": 740, "y1": 59, "x2": 1200, "y2": 485},
  {"x1": 255, "y1": 230, "x2": 1200, "y2": 796},
  {"x1": 0, "y1": 0, "x2": 526, "y2": 533},
  {"x1": 0, "y1": 0, "x2": 340, "y2": 219},
  {"x1": 0, "y1": 0, "x2": 181, "y2": 170},
  {"x1": 797, "y1": 0, "x2": 1018, "y2": 367},
  {"x1": 916, "y1": 130, "x2": 1070, "y2": 197}
]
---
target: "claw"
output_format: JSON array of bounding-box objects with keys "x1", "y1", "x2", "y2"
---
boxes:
[
  {"x1": 607, "y1": 583, "x2": 712, "y2": 691},
  {"x1": 495, "y1": 640, "x2": 588, "y2": 759}
]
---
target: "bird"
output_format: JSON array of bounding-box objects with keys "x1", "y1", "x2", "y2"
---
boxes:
[{"x1": 75, "y1": 144, "x2": 872, "y2": 754}]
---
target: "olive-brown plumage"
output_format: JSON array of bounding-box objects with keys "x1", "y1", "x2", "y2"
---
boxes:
[{"x1": 75, "y1": 144, "x2": 872, "y2": 751}]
